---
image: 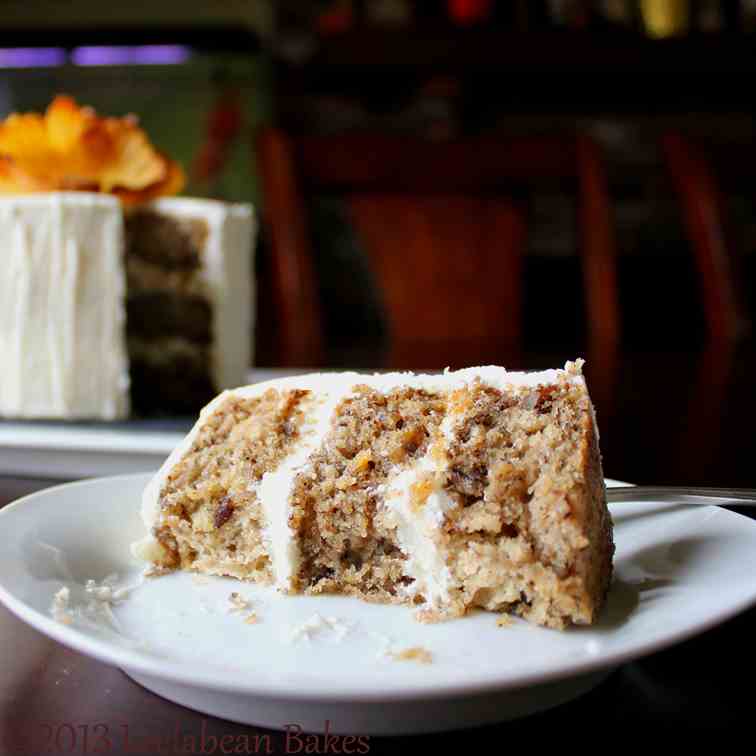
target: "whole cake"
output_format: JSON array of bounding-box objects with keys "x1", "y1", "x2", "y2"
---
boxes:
[
  {"x1": 136, "y1": 362, "x2": 614, "y2": 628},
  {"x1": 0, "y1": 97, "x2": 254, "y2": 419}
]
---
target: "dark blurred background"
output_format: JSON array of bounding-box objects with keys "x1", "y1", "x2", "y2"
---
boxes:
[{"x1": 2, "y1": 0, "x2": 755, "y2": 484}]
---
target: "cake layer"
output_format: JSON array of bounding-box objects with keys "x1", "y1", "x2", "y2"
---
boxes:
[
  {"x1": 0, "y1": 193, "x2": 129, "y2": 419},
  {"x1": 125, "y1": 254, "x2": 208, "y2": 298},
  {"x1": 126, "y1": 198, "x2": 256, "y2": 396},
  {"x1": 128, "y1": 337, "x2": 216, "y2": 415},
  {"x1": 126, "y1": 292, "x2": 213, "y2": 343},
  {"x1": 125, "y1": 208, "x2": 208, "y2": 270},
  {"x1": 137, "y1": 363, "x2": 613, "y2": 628}
]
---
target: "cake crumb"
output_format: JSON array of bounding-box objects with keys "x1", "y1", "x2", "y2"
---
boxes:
[
  {"x1": 244, "y1": 613, "x2": 259, "y2": 625},
  {"x1": 414, "y1": 607, "x2": 443, "y2": 623},
  {"x1": 409, "y1": 476, "x2": 434, "y2": 511},
  {"x1": 228, "y1": 592, "x2": 251, "y2": 613},
  {"x1": 85, "y1": 575, "x2": 133, "y2": 604},
  {"x1": 389, "y1": 646, "x2": 433, "y2": 664},
  {"x1": 496, "y1": 614, "x2": 513, "y2": 628},
  {"x1": 51, "y1": 587, "x2": 73, "y2": 625},
  {"x1": 289, "y1": 613, "x2": 352, "y2": 643},
  {"x1": 50, "y1": 574, "x2": 140, "y2": 631}
]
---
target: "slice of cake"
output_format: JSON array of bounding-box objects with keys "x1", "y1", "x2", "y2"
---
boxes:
[
  {"x1": 136, "y1": 362, "x2": 614, "y2": 628},
  {"x1": 0, "y1": 97, "x2": 254, "y2": 419}
]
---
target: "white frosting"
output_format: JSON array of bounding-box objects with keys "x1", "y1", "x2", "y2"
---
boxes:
[
  {"x1": 257, "y1": 384, "x2": 355, "y2": 590},
  {"x1": 379, "y1": 452, "x2": 457, "y2": 609},
  {"x1": 288, "y1": 613, "x2": 353, "y2": 644},
  {"x1": 145, "y1": 198, "x2": 255, "y2": 391},
  {"x1": 138, "y1": 364, "x2": 586, "y2": 593},
  {"x1": 0, "y1": 193, "x2": 129, "y2": 419}
]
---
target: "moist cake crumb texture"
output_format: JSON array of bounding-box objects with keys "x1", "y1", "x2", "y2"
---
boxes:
[
  {"x1": 153, "y1": 388, "x2": 310, "y2": 583},
  {"x1": 124, "y1": 209, "x2": 215, "y2": 414},
  {"x1": 438, "y1": 379, "x2": 612, "y2": 627},
  {"x1": 140, "y1": 363, "x2": 614, "y2": 629},
  {"x1": 289, "y1": 385, "x2": 446, "y2": 601}
]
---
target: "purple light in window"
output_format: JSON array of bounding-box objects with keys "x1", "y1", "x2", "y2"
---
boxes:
[
  {"x1": 0, "y1": 48, "x2": 67, "y2": 68},
  {"x1": 71, "y1": 45, "x2": 191, "y2": 66},
  {"x1": 130, "y1": 45, "x2": 192, "y2": 64}
]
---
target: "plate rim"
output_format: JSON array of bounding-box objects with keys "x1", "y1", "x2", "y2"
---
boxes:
[{"x1": 1, "y1": 473, "x2": 755, "y2": 704}]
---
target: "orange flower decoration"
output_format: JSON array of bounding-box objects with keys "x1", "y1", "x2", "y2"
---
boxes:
[{"x1": 0, "y1": 96, "x2": 185, "y2": 204}]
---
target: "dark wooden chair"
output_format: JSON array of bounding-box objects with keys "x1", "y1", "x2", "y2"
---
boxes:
[
  {"x1": 661, "y1": 132, "x2": 748, "y2": 344},
  {"x1": 256, "y1": 128, "x2": 620, "y2": 369}
]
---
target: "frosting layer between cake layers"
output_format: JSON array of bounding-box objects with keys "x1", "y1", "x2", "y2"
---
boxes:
[{"x1": 137, "y1": 362, "x2": 610, "y2": 626}]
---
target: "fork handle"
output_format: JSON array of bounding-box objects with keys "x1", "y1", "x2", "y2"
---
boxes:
[{"x1": 606, "y1": 486, "x2": 756, "y2": 505}]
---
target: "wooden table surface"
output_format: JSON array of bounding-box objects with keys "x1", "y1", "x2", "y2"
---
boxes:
[{"x1": 1, "y1": 345, "x2": 754, "y2": 751}]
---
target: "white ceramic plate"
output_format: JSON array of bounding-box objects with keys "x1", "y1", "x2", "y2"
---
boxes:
[
  {"x1": 0, "y1": 419, "x2": 188, "y2": 478},
  {"x1": 2, "y1": 474, "x2": 756, "y2": 735}
]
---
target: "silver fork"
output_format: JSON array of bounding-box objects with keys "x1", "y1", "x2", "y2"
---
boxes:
[{"x1": 607, "y1": 486, "x2": 756, "y2": 506}]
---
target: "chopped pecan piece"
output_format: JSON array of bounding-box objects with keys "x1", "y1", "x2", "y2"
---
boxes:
[{"x1": 214, "y1": 496, "x2": 235, "y2": 528}]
